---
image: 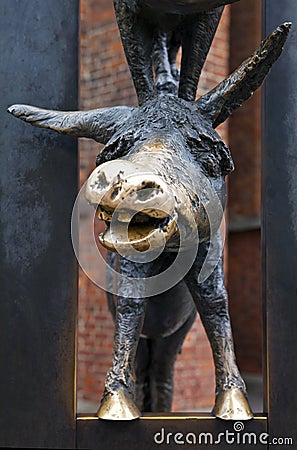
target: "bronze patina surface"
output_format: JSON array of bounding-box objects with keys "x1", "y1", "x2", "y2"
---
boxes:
[{"x1": 8, "y1": 2, "x2": 290, "y2": 422}]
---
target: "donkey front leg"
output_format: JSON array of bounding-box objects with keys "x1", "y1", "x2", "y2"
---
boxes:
[
  {"x1": 98, "y1": 295, "x2": 146, "y2": 420},
  {"x1": 185, "y1": 243, "x2": 253, "y2": 420}
]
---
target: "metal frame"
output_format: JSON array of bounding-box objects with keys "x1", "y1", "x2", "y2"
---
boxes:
[{"x1": 0, "y1": 0, "x2": 296, "y2": 448}]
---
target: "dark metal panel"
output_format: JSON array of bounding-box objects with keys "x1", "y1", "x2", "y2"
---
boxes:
[
  {"x1": 77, "y1": 414, "x2": 267, "y2": 449},
  {"x1": 0, "y1": 1, "x2": 78, "y2": 447},
  {"x1": 262, "y1": 0, "x2": 297, "y2": 447}
]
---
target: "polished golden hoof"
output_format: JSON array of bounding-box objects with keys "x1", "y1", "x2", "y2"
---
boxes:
[
  {"x1": 213, "y1": 388, "x2": 254, "y2": 421},
  {"x1": 97, "y1": 391, "x2": 141, "y2": 421}
]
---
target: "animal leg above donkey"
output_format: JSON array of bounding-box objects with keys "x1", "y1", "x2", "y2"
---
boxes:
[
  {"x1": 114, "y1": 1, "x2": 226, "y2": 103},
  {"x1": 113, "y1": 0, "x2": 155, "y2": 104}
]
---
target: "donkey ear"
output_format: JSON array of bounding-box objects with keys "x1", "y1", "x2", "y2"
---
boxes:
[
  {"x1": 8, "y1": 104, "x2": 134, "y2": 144},
  {"x1": 196, "y1": 22, "x2": 291, "y2": 128}
]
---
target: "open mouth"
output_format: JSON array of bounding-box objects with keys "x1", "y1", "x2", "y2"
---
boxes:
[{"x1": 97, "y1": 206, "x2": 177, "y2": 252}]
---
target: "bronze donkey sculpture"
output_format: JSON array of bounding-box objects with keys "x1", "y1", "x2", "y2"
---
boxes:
[{"x1": 9, "y1": 0, "x2": 290, "y2": 421}]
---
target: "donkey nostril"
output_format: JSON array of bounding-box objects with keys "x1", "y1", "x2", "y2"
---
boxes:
[{"x1": 137, "y1": 187, "x2": 157, "y2": 202}]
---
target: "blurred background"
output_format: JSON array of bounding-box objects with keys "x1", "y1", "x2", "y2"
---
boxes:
[{"x1": 77, "y1": 0, "x2": 263, "y2": 413}]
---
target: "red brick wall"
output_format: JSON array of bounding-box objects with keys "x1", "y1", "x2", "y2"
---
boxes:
[
  {"x1": 77, "y1": 1, "x2": 231, "y2": 412},
  {"x1": 227, "y1": 0, "x2": 262, "y2": 375}
]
